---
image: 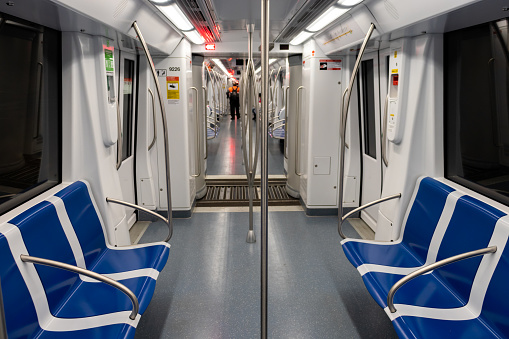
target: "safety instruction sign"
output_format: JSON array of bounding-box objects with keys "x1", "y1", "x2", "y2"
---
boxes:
[
  {"x1": 124, "y1": 78, "x2": 132, "y2": 94},
  {"x1": 167, "y1": 76, "x2": 179, "y2": 104},
  {"x1": 103, "y1": 45, "x2": 114, "y2": 74},
  {"x1": 319, "y1": 59, "x2": 342, "y2": 70}
]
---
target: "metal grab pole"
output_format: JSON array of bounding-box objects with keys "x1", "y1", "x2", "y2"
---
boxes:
[
  {"x1": 337, "y1": 23, "x2": 375, "y2": 237},
  {"x1": 261, "y1": 0, "x2": 269, "y2": 337},
  {"x1": 132, "y1": 21, "x2": 173, "y2": 241},
  {"x1": 245, "y1": 24, "x2": 256, "y2": 243}
]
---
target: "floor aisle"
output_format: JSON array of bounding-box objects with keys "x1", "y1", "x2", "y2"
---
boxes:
[
  {"x1": 134, "y1": 210, "x2": 398, "y2": 339},
  {"x1": 206, "y1": 116, "x2": 285, "y2": 176}
]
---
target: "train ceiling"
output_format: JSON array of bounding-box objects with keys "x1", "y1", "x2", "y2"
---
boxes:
[{"x1": 175, "y1": 0, "x2": 339, "y2": 43}]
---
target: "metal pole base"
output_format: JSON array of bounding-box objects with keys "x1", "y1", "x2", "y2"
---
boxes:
[{"x1": 246, "y1": 230, "x2": 256, "y2": 243}]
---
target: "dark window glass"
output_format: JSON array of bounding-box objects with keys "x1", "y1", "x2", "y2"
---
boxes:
[
  {"x1": 0, "y1": 15, "x2": 61, "y2": 214},
  {"x1": 361, "y1": 59, "x2": 376, "y2": 159},
  {"x1": 445, "y1": 19, "x2": 509, "y2": 205},
  {"x1": 122, "y1": 58, "x2": 135, "y2": 161}
]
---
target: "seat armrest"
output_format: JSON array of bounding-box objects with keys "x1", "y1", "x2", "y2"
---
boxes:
[
  {"x1": 20, "y1": 254, "x2": 139, "y2": 320},
  {"x1": 387, "y1": 246, "x2": 497, "y2": 313}
]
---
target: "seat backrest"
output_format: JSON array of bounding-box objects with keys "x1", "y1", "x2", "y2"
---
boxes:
[
  {"x1": 8, "y1": 181, "x2": 107, "y2": 316},
  {"x1": 0, "y1": 226, "x2": 40, "y2": 339},
  {"x1": 9, "y1": 200, "x2": 80, "y2": 316},
  {"x1": 401, "y1": 177, "x2": 455, "y2": 262},
  {"x1": 482, "y1": 229, "x2": 509, "y2": 335},
  {"x1": 53, "y1": 181, "x2": 107, "y2": 267},
  {"x1": 434, "y1": 195, "x2": 505, "y2": 305}
]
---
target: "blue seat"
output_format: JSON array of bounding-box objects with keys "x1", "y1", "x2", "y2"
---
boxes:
[
  {"x1": 0, "y1": 181, "x2": 170, "y2": 338},
  {"x1": 342, "y1": 177, "x2": 509, "y2": 338}
]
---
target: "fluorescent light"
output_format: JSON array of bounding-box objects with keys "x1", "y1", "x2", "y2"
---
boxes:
[
  {"x1": 212, "y1": 59, "x2": 228, "y2": 75},
  {"x1": 338, "y1": 0, "x2": 363, "y2": 6},
  {"x1": 184, "y1": 30, "x2": 205, "y2": 44},
  {"x1": 157, "y1": 4, "x2": 193, "y2": 31},
  {"x1": 255, "y1": 59, "x2": 278, "y2": 74},
  {"x1": 290, "y1": 31, "x2": 313, "y2": 45},
  {"x1": 307, "y1": 7, "x2": 349, "y2": 32}
]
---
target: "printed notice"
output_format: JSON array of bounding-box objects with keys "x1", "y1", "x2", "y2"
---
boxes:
[
  {"x1": 167, "y1": 76, "x2": 179, "y2": 104},
  {"x1": 319, "y1": 59, "x2": 342, "y2": 70},
  {"x1": 124, "y1": 78, "x2": 132, "y2": 95}
]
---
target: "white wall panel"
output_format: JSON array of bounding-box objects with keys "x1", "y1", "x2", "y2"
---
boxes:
[
  {"x1": 377, "y1": 34, "x2": 444, "y2": 240},
  {"x1": 154, "y1": 40, "x2": 194, "y2": 213},
  {"x1": 62, "y1": 32, "x2": 130, "y2": 246},
  {"x1": 301, "y1": 40, "x2": 343, "y2": 208}
]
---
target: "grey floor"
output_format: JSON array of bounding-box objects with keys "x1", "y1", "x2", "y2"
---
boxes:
[
  {"x1": 206, "y1": 116, "x2": 285, "y2": 176},
  {"x1": 134, "y1": 211, "x2": 398, "y2": 339}
]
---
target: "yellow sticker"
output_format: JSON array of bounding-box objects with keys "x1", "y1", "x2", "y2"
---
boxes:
[
  {"x1": 166, "y1": 76, "x2": 179, "y2": 100},
  {"x1": 394, "y1": 51, "x2": 397, "y2": 58},
  {"x1": 392, "y1": 69, "x2": 399, "y2": 74}
]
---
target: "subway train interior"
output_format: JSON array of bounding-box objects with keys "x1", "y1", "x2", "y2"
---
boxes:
[{"x1": 2, "y1": 0, "x2": 509, "y2": 338}]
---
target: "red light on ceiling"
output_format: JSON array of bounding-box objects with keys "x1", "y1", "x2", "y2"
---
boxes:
[
  {"x1": 228, "y1": 69, "x2": 234, "y2": 75},
  {"x1": 205, "y1": 43, "x2": 215, "y2": 50}
]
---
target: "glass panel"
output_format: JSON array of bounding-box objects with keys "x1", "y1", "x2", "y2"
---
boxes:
[
  {"x1": 0, "y1": 15, "x2": 61, "y2": 214},
  {"x1": 361, "y1": 59, "x2": 376, "y2": 159},
  {"x1": 122, "y1": 58, "x2": 135, "y2": 161},
  {"x1": 445, "y1": 18, "x2": 509, "y2": 205}
]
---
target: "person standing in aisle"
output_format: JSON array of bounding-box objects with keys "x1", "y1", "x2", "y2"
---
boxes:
[{"x1": 228, "y1": 81, "x2": 240, "y2": 120}]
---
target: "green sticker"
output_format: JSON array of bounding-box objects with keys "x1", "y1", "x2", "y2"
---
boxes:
[{"x1": 104, "y1": 49, "x2": 114, "y2": 73}]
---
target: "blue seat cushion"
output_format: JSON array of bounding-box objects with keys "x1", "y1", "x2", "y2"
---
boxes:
[
  {"x1": 32, "y1": 323, "x2": 136, "y2": 339},
  {"x1": 361, "y1": 270, "x2": 467, "y2": 310},
  {"x1": 392, "y1": 316, "x2": 497, "y2": 339}
]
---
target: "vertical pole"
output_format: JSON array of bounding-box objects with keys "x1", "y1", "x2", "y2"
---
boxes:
[
  {"x1": 261, "y1": 0, "x2": 269, "y2": 337},
  {"x1": 246, "y1": 24, "x2": 256, "y2": 243}
]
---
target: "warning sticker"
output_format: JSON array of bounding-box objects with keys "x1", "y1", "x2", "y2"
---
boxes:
[
  {"x1": 319, "y1": 59, "x2": 342, "y2": 70},
  {"x1": 103, "y1": 46, "x2": 114, "y2": 74},
  {"x1": 124, "y1": 78, "x2": 132, "y2": 95},
  {"x1": 167, "y1": 76, "x2": 179, "y2": 104}
]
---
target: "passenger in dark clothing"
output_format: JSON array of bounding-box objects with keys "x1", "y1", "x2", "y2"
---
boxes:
[{"x1": 228, "y1": 82, "x2": 240, "y2": 120}]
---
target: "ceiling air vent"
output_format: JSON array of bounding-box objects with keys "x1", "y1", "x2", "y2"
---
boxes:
[
  {"x1": 176, "y1": 0, "x2": 221, "y2": 42},
  {"x1": 275, "y1": 0, "x2": 338, "y2": 43}
]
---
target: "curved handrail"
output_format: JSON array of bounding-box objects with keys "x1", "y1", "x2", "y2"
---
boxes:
[
  {"x1": 338, "y1": 23, "x2": 376, "y2": 238},
  {"x1": 295, "y1": 86, "x2": 304, "y2": 176},
  {"x1": 20, "y1": 254, "x2": 139, "y2": 320},
  {"x1": 381, "y1": 93, "x2": 389, "y2": 166},
  {"x1": 339, "y1": 193, "x2": 401, "y2": 239},
  {"x1": 106, "y1": 197, "x2": 171, "y2": 242},
  {"x1": 116, "y1": 91, "x2": 123, "y2": 170},
  {"x1": 132, "y1": 22, "x2": 173, "y2": 241},
  {"x1": 148, "y1": 88, "x2": 157, "y2": 151},
  {"x1": 387, "y1": 246, "x2": 497, "y2": 313},
  {"x1": 190, "y1": 87, "x2": 201, "y2": 177},
  {"x1": 340, "y1": 88, "x2": 349, "y2": 149}
]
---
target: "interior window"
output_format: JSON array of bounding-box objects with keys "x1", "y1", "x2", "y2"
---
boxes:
[
  {"x1": 361, "y1": 59, "x2": 376, "y2": 159},
  {"x1": 122, "y1": 58, "x2": 135, "y2": 161},
  {"x1": 0, "y1": 14, "x2": 61, "y2": 214},
  {"x1": 445, "y1": 18, "x2": 509, "y2": 205}
]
